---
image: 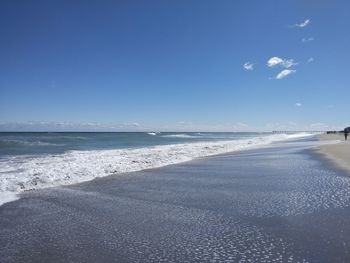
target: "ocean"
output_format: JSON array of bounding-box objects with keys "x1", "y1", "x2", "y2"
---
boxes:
[{"x1": 0, "y1": 132, "x2": 313, "y2": 204}]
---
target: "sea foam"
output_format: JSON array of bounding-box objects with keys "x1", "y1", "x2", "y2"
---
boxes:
[
  {"x1": 0, "y1": 133, "x2": 313, "y2": 205},
  {"x1": 161, "y1": 134, "x2": 201, "y2": 138}
]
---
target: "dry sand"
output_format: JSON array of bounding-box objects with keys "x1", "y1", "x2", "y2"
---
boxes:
[{"x1": 317, "y1": 133, "x2": 350, "y2": 172}]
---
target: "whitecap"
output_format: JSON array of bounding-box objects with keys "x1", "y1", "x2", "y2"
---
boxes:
[
  {"x1": 0, "y1": 133, "x2": 310, "y2": 205},
  {"x1": 161, "y1": 134, "x2": 201, "y2": 138}
]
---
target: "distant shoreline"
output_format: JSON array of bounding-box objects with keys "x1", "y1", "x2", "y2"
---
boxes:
[{"x1": 316, "y1": 133, "x2": 350, "y2": 174}]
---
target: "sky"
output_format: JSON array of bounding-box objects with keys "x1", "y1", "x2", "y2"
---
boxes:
[{"x1": 1, "y1": 0, "x2": 349, "y2": 132}]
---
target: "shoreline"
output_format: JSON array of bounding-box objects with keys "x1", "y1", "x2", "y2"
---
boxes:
[
  {"x1": 315, "y1": 134, "x2": 350, "y2": 174},
  {"x1": 0, "y1": 133, "x2": 313, "y2": 207},
  {"x1": 2, "y1": 135, "x2": 350, "y2": 262}
]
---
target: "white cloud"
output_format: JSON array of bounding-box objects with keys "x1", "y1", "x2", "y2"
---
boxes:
[
  {"x1": 121, "y1": 122, "x2": 140, "y2": 128},
  {"x1": 293, "y1": 19, "x2": 310, "y2": 28},
  {"x1": 295, "y1": 102, "x2": 302, "y2": 107},
  {"x1": 243, "y1": 62, "x2": 254, "y2": 71},
  {"x1": 275, "y1": 69, "x2": 296, "y2": 80},
  {"x1": 307, "y1": 57, "x2": 314, "y2": 63},
  {"x1": 302, "y1": 37, "x2": 314, "y2": 43},
  {"x1": 264, "y1": 122, "x2": 336, "y2": 131},
  {"x1": 267, "y1": 57, "x2": 283, "y2": 67},
  {"x1": 235, "y1": 122, "x2": 249, "y2": 128},
  {"x1": 283, "y1": 59, "x2": 298, "y2": 68},
  {"x1": 232, "y1": 122, "x2": 250, "y2": 131},
  {"x1": 309, "y1": 123, "x2": 329, "y2": 130},
  {"x1": 267, "y1": 57, "x2": 297, "y2": 68},
  {"x1": 0, "y1": 121, "x2": 146, "y2": 132}
]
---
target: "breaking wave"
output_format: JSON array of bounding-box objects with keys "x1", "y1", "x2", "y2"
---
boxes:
[
  {"x1": 0, "y1": 133, "x2": 314, "y2": 205},
  {"x1": 147, "y1": 132, "x2": 159, "y2": 136},
  {"x1": 0, "y1": 139, "x2": 63, "y2": 147},
  {"x1": 161, "y1": 134, "x2": 202, "y2": 138}
]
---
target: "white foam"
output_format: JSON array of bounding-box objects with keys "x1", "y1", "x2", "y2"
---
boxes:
[
  {"x1": 0, "y1": 133, "x2": 308, "y2": 205},
  {"x1": 147, "y1": 132, "x2": 158, "y2": 136},
  {"x1": 0, "y1": 139, "x2": 63, "y2": 146},
  {"x1": 0, "y1": 191, "x2": 19, "y2": 206},
  {"x1": 161, "y1": 134, "x2": 201, "y2": 138},
  {"x1": 285, "y1": 132, "x2": 315, "y2": 139}
]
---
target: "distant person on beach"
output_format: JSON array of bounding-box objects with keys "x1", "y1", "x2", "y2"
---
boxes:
[{"x1": 344, "y1": 127, "x2": 349, "y2": 141}]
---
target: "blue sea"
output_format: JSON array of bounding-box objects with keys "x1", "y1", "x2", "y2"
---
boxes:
[
  {"x1": 0, "y1": 132, "x2": 266, "y2": 157},
  {"x1": 0, "y1": 132, "x2": 313, "y2": 205}
]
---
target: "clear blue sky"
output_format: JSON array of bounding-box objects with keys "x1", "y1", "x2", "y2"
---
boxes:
[{"x1": 1, "y1": 0, "x2": 349, "y2": 131}]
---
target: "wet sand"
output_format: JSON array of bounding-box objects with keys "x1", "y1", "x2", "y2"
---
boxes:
[
  {"x1": 317, "y1": 133, "x2": 350, "y2": 172},
  {"x1": 1, "y1": 138, "x2": 350, "y2": 262}
]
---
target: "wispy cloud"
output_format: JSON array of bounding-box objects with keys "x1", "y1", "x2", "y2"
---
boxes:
[
  {"x1": 235, "y1": 122, "x2": 249, "y2": 128},
  {"x1": 275, "y1": 69, "x2": 296, "y2": 80},
  {"x1": 243, "y1": 62, "x2": 254, "y2": 71},
  {"x1": 282, "y1": 59, "x2": 298, "y2": 68},
  {"x1": 307, "y1": 57, "x2": 314, "y2": 63},
  {"x1": 264, "y1": 122, "x2": 335, "y2": 132},
  {"x1": 0, "y1": 121, "x2": 145, "y2": 132},
  {"x1": 309, "y1": 123, "x2": 328, "y2": 130},
  {"x1": 267, "y1": 57, "x2": 297, "y2": 68},
  {"x1": 232, "y1": 122, "x2": 250, "y2": 131},
  {"x1": 292, "y1": 19, "x2": 310, "y2": 28},
  {"x1": 121, "y1": 122, "x2": 140, "y2": 128},
  {"x1": 295, "y1": 102, "x2": 302, "y2": 107},
  {"x1": 302, "y1": 37, "x2": 314, "y2": 43}
]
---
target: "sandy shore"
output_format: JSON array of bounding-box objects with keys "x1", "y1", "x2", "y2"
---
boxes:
[{"x1": 317, "y1": 133, "x2": 350, "y2": 173}]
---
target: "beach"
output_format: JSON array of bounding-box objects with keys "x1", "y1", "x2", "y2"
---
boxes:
[
  {"x1": 2, "y1": 0, "x2": 349, "y2": 262},
  {"x1": 317, "y1": 133, "x2": 350, "y2": 172},
  {"x1": 2, "y1": 136, "x2": 350, "y2": 262}
]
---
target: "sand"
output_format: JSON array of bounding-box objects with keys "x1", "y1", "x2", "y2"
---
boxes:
[{"x1": 317, "y1": 133, "x2": 350, "y2": 172}]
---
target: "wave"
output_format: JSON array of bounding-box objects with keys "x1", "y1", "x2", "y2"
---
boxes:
[
  {"x1": 161, "y1": 134, "x2": 201, "y2": 138},
  {"x1": 0, "y1": 139, "x2": 63, "y2": 147},
  {"x1": 52, "y1": 135, "x2": 88, "y2": 140},
  {"x1": 0, "y1": 133, "x2": 314, "y2": 205},
  {"x1": 195, "y1": 133, "x2": 207, "y2": 136},
  {"x1": 285, "y1": 132, "x2": 316, "y2": 139},
  {"x1": 147, "y1": 132, "x2": 159, "y2": 136}
]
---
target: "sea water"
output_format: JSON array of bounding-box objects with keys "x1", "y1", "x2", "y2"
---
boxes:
[{"x1": 0, "y1": 132, "x2": 313, "y2": 205}]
